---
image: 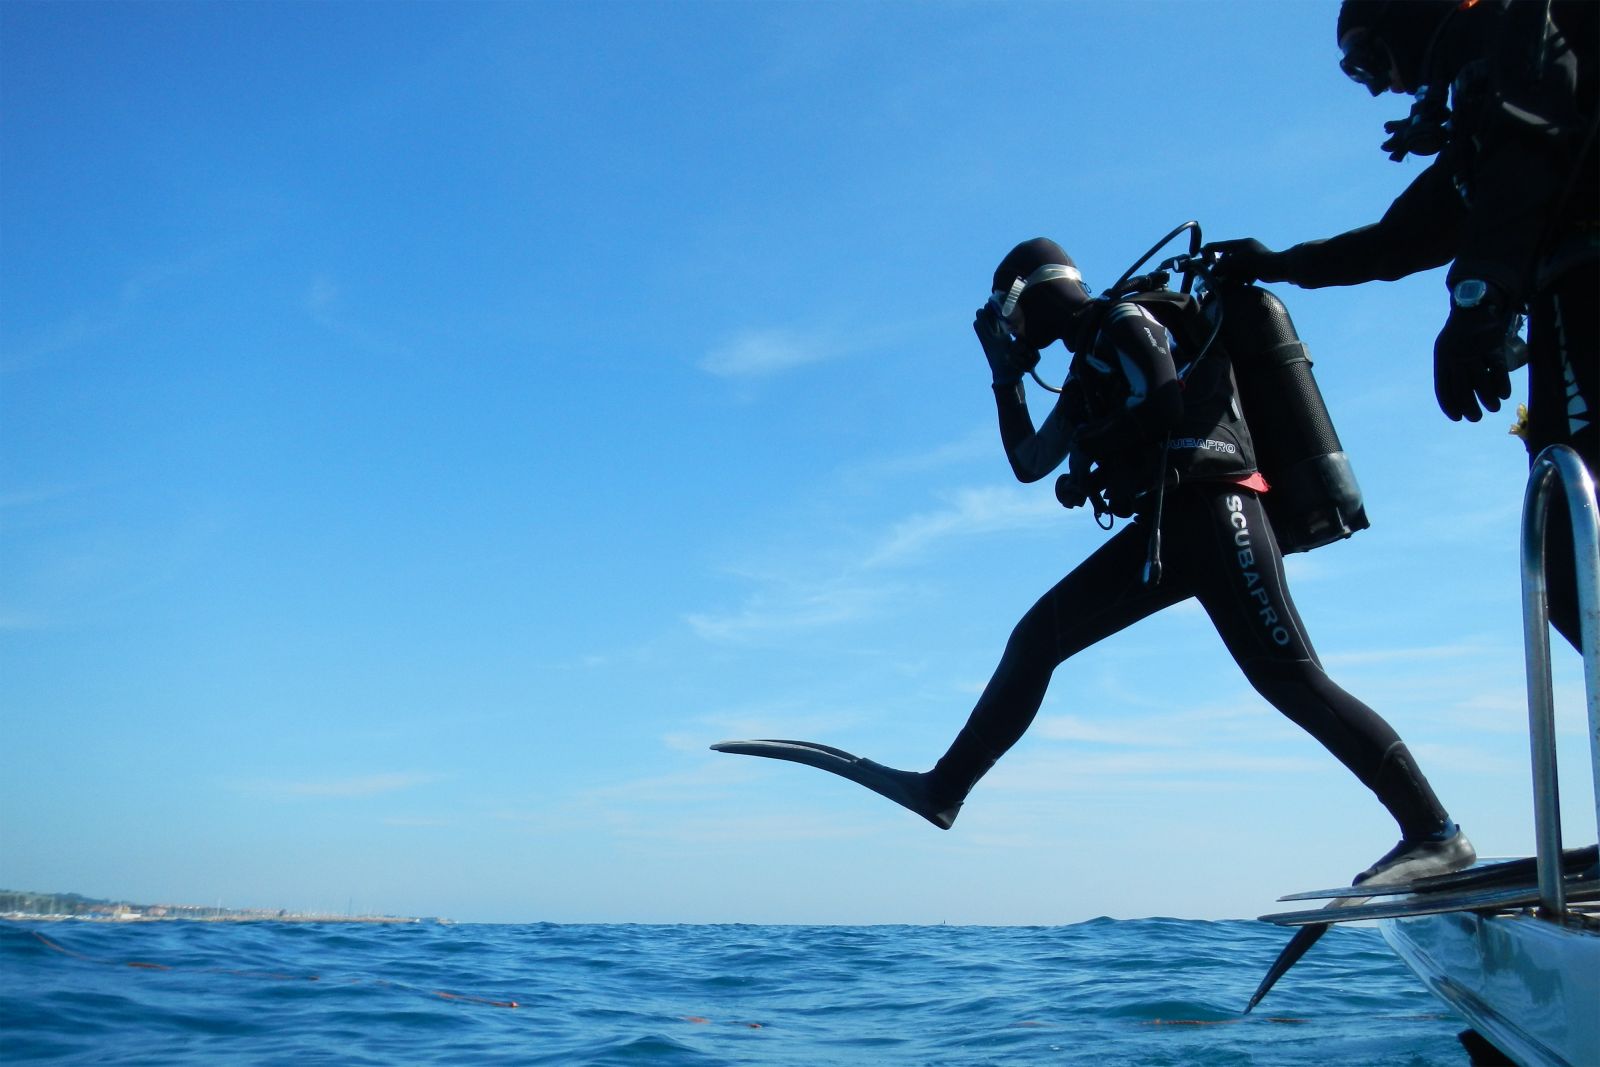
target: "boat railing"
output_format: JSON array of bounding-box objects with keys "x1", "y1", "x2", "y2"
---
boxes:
[{"x1": 1520, "y1": 443, "x2": 1600, "y2": 918}]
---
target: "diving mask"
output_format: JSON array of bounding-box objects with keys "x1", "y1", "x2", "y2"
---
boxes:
[
  {"x1": 988, "y1": 263, "x2": 1084, "y2": 340},
  {"x1": 1339, "y1": 29, "x2": 1396, "y2": 95}
]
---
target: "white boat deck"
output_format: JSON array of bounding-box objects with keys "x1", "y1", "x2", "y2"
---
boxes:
[{"x1": 1382, "y1": 907, "x2": 1600, "y2": 1067}]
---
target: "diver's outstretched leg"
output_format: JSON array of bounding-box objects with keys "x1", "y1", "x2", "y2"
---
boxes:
[
  {"x1": 1179, "y1": 485, "x2": 1474, "y2": 882},
  {"x1": 714, "y1": 524, "x2": 1169, "y2": 828}
]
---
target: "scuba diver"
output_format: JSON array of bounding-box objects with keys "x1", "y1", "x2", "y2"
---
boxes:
[
  {"x1": 1206, "y1": 0, "x2": 1598, "y2": 651},
  {"x1": 716, "y1": 236, "x2": 1476, "y2": 888}
]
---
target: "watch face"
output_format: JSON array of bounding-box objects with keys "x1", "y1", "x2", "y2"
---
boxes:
[{"x1": 1454, "y1": 279, "x2": 1488, "y2": 308}]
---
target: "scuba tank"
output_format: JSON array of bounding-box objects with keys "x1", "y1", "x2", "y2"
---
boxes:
[{"x1": 1207, "y1": 284, "x2": 1369, "y2": 553}]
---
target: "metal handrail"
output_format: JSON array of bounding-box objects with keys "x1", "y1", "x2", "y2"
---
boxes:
[{"x1": 1519, "y1": 444, "x2": 1600, "y2": 917}]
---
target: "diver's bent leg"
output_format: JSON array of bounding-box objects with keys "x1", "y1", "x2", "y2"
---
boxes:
[
  {"x1": 928, "y1": 522, "x2": 1185, "y2": 809},
  {"x1": 1182, "y1": 486, "x2": 1457, "y2": 845},
  {"x1": 1240, "y1": 658, "x2": 1450, "y2": 841}
]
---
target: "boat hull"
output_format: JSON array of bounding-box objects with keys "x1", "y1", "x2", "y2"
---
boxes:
[{"x1": 1380, "y1": 910, "x2": 1600, "y2": 1067}]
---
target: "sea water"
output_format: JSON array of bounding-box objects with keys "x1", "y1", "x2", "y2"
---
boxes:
[{"x1": 1, "y1": 919, "x2": 1469, "y2": 1065}]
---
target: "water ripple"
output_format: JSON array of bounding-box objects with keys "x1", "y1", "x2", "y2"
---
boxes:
[{"x1": 1, "y1": 919, "x2": 1465, "y2": 1065}]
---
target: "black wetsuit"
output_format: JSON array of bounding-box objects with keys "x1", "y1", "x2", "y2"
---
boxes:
[
  {"x1": 1265, "y1": 0, "x2": 1598, "y2": 647},
  {"x1": 930, "y1": 298, "x2": 1452, "y2": 839}
]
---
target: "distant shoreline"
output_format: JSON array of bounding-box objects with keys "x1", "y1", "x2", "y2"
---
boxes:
[
  {"x1": 5, "y1": 914, "x2": 444, "y2": 925},
  {"x1": 1, "y1": 889, "x2": 449, "y2": 925}
]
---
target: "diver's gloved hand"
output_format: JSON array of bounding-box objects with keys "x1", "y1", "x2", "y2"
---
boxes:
[
  {"x1": 1433, "y1": 282, "x2": 1516, "y2": 423},
  {"x1": 1054, "y1": 472, "x2": 1088, "y2": 509},
  {"x1": 1200, "y1": 238, "x2": 1286, "y2": 285},
  {"x1": 1054, "y1": 446, "x2": 1094, "y2": 509},
  {"x1": 973, "y1": 306, "x2": 1038, "y2": 386}
]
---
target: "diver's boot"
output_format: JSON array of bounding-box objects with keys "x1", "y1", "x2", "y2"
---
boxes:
[
  {"x1": 1354, "y1": 822, "x2": 1476, "y2": 886},
  {"x1": 857, "y1": 761, "x2": 964, "y2": 830},
  {"x1": 922, "y1": 734, "x2": 1001, "y2": 831}
]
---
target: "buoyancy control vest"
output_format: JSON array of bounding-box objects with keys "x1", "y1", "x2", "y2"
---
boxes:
[
  {"x1": 1069, "y1": 291, "x2": 1256, "y2": 518},
  {"x1": 1122, "y1": 290, "x2": 1258, "y2": 480},
  {"x1": 1123, "y1": 284, "x2": 1371, "y2": 554}
]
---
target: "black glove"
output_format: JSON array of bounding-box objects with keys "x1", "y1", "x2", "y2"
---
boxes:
[
  {"x1": 1200, "y1": 238, "x2": 1286, "y2": 285},
  {"x1": 1055, "y1": 446, "x2": 1094, "y2": 509},
  {"x1": 1433, "y1": 285, "x2": 1516, "y2": 423},
  {"x1": 973, "y1": 306, "x2": 1039, "y2": 386},
  {"x1": 1380, "y1": 87, "x2": 1448, "y2": 162}
]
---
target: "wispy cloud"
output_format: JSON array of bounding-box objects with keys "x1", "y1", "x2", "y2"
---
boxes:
[
  {"x1": 612, "y1": 810, "x2": 882, "y2": 845},
  {"x1": 865, "y1": 485, "x2": 1061, "y2": 567},
  {"x1": 1033, "y1": 714, "x2": 1190, "y2": 747},
  {"x1": 699, "y1": 328, "x2": 839, "y2": 378},
  {"x1": 994, "y1": 746, "x2": 1328, "y2": 794},
  {"x1": 684, "y1": 479, "x2": 1063, "y2": 644},
  {"x1": 1409, "y1": 742, "x2": 1522, "y2": 777},
  {"x1": 0, "y1": 498, "x2": 236, "y2": 632},
  {"x1": 1320, "y1": 641, "x2": 1500, "y2": 668},
  {"x1": 698, "y1": 314, "x2": 939, "y2": 380},
  {"x1": 305, "y1": 274, "x2": 413, "y2": 358},
  {"x1": 1, "y1": 247, "x2": 235, "y2": 373},
  {"x1": 841, "y1": 427, "x2": 995, "y2": 482},
  {"x1": 235, "y1": 772, "x2": 443, "y2": 799},
  {"x1": 580, "y1": 762, "x2": 747, "y2": 804},
  {"x1": 488, "y1": 758, "x2": 833, "y2": 841},
  {"x1": 671, "y1": 704, "x2": 865, "y2": 752},
  {"x1": 684, "y1": 579, "x2": 888, "y2": 643},
  {"x1": 0, "y1": 484, "x2": 78, "y2": 516}
]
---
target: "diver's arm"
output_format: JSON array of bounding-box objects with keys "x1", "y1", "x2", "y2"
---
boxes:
[
  {"x1": 1274, "y1": 161, "x2": 1465, "y2": 287},
  {"x1": 1450, "y1": 138, "x2": 1567, "y2": 296},
  {"x1": 993, "y1": 304, "x2": 1183, "y2": 482},
  {"x1": 993, "y1": 379, "x2": 1075, "y2": 484},
  {"x1": 976, "y1": 303, "x2": 1075, "y2": 484}
]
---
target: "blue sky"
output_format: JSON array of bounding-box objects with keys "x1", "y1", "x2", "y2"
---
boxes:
[{"x1": 2, "y1": 0, "x2": 1592, "y2": 925}]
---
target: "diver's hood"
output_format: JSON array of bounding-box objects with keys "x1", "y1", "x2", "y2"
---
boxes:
[{"x1": 1338, "y1": 0, "x2": 1460, "y2": 93}]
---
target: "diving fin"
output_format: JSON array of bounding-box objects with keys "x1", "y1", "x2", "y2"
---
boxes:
[
  {"x1": 1243, "y1": 905, "x2": 1345, "y2": 1013},
  {"x1": 711, "y1": 739, "x2": 961, "y2": 829},
  {"x1": 1275, "y1": 843, "x2": 1597, "y2": 902},
  {"x1": 1245, "y1": 833, "x2": 1485, "y2": 1012}
]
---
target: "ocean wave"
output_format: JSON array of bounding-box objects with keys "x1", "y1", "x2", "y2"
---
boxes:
[{"x1": 1, "y1": 919, "x2": 1461, "y2": 1065}]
